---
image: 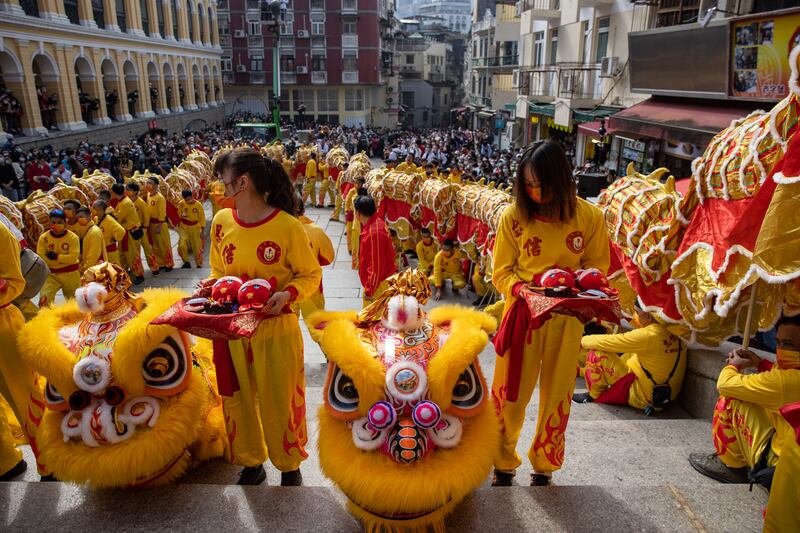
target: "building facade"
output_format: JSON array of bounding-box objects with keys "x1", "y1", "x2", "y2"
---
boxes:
[
  {"x1": 416, "y1": 0, "x2": 472, "y2": 34},
  {"x1": 465, "y1": 0, "x2": 520, "y2": 147},
  {"x1": 220, "y1": 0, "x2": 399, "y2": 128},
  {"x1": 0, "y1": 0, "x2": 224, "y2": 145}
]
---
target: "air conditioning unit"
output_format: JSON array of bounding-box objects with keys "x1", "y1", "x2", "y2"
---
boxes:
[
  {"x1": 234, "y1": 29, "x2": 246, "y2": 38},
  {"x1": 296, "y1": 66, "x2": 308, "y2": 74},
  {"x1": 236, "y1": 64, "x2": 247, "y2": 72},
  {"x1": 600, "y1": 56, "x2": 620, "y2": 78},
  {"x1": 512, "y1": 69, "x2": 519, "y2": 89},
  {"x1": 297, "y1": 29, "x2": 310, "y2": 38},
  {"x1": 560, "y1": 71, "x2": 573, "y2": 93}
]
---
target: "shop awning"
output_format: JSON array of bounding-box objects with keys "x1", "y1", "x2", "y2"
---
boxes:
[
  {"x1": 477, "y1": 110, "x2": 495, "y2": 118},
  {"x1": 529, "y1": 102, "x2": 555, "y2": 118},
  {"x1": 573, "y1": 106, "x2": 622, "y2": 124},
  {"x1": 608, "y1": 98, "x2": 760, "y2": 145}
]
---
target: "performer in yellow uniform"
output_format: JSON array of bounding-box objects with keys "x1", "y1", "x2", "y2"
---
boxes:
[
  {"x1": 62, "y1": 199, "x2": 81, "y2": 235},
  {"x1": 111, "y1": 183, "x2": 145, "y2": 284},
  {"x1": 330, "y1": 164, "x2": 346, "y2": 221},
  {"x1": 415, "y1": 228, "x2": 437, "y2": 276},
  {"x1": 145, "y1": 176, "x2": 174, "y2": 272},
  {"x1": 178, "y1": 190, "x2": 206, "y2": 269},
  {"x1": 764, "y1": 435, "x2": 800, "y2": 533},
  {"x1": 36, "y1": 209, "x2": 81, "y2": 307},
  {"x1": 0, "y1": 223, "x2": 50, "y2": 479},
  {"x1": 317, "y1": 160, "x2": 335, "y2": 208},
  {"x1": 471, "y1": 256, "x2": 497, "y2": 307},
  {"x1": 211, "y1": 147, "x2": 322, "y2": 486},
  {"x1": 302, "y1": 153, "x2": 318, "y2": 206},
  {"x1": 75, "y1": 207, "x2": 107, "y2": 272},
  {"x1": 294, "y1": 198, "x2": 335, "y2": 335},
  {"x1": 345, "y1": 177, "x2": 365, "y2": 268},
  {"x1": 126, "y1": 182, "x2": 157, "y2": 274},
  {"x1": 432, "y1": 239, "x2": 466, "y2": 300},
  {"x1": 574, "y1": 308, "x2": 686, "y2": 410},
  {"x1": 92, "y1": 199, "x2": 126, "y2": 267},
  {"x1": 688, "y1": 315, "x2": 800, "y2": 488},
  {"x1": 491, "y1": 141, "x2": 609, "y2": 486}
]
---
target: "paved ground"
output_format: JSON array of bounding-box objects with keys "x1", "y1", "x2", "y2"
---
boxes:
[{"x1": 3, "y1": 198, "x2": 769, "y2": 532}]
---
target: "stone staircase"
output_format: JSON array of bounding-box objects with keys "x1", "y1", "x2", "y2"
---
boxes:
[{"x1": 2, "y1": 206, "x2": 769, "y2": 532}]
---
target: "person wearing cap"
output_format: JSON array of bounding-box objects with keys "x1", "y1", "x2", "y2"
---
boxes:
[
  {"x1": 432, "y1": 239, "x2": 466, "y2": 301},
  {"x1": 74, "y1": 206, "x2": 106, "y2": 272},
  {"x1": 92, "y1": 199, "x2": 126, "y2": 267},
  {"x1": 111, "y1": 183, "x2": 145, "y2": 284},
  {"x1": 415, "y1": 228, "x2": 438, "y2": 276},
  {"x1": 572, "y1": 306, "x2": 685, "y2": 410},
  {"x1": 355, "y1": 194, "x2": 396, "y2": 306},
  {"x1": 0, "y1": 222, "x2": 50, "y2": 481},
  {"x1": 145, "y1": 176, "x2": 174, "y2": 273},
  {"x1": 177, "y1": 189, "x2": 206, "y2": 269},
  {"x1": 688, "y1": 314, "x2": 800, "y2": 488},
  {"x1": 36, "y1": 209, "x2": 81, "y2": 306}
]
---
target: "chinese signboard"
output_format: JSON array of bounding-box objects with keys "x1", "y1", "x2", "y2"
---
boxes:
[{"x1": 730, "y1": 11, "x2": 800, "y2": 100}]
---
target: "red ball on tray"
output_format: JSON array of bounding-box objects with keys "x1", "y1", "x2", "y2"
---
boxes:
[
  {"x1": 211, "y1": 276, "x2": 244, "y2": 304},
  {"x1": 237, "y1": 279, "x2": 274, "y2": 312},
  {"x1": 575, "y1": 268, "x2": 609, "y2": 291},
  {"x1": 536, "y1": 268, "x2": 576, "y2": 289}
]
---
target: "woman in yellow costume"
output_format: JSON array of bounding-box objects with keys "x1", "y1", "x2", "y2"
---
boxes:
[
  {"x1": 491, "y1": 140, "x2": 609, "y2": 486},
  {"x1": 210, "y1": 147, "x2": 321, "y2": 486}
]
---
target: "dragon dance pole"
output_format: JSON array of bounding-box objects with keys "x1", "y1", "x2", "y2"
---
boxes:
[{"x1": 741, "y1": 282, "x2": 758, "y2": 350}]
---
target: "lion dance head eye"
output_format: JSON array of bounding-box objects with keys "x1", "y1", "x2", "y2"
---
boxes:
[
  {"x1": 328, "y1": 364, "x2": 360, "y2": 413},
  {"x1": 450, "y1": 364, "x2": 484, "y2": 411},
  {"x1": 141, "y1": 334, "x2": 190, "y2": 394}
]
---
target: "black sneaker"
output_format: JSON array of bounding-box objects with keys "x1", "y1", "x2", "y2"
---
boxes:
[
  {"x1": 280, "y1": 469, "x2": 303, "y2": 486},
  {"x1": 132, "y1": 275, "x2": 145, "y2": 285},
  {"x1": 491, "y1": 469, "x2": 514, "y2": 486},
  {"x1": 237, "y1": 465, "x2": 266, "y2": 486},
  {"x1": 165, "y1": 267, "x2": 173, "y2": 273},
  {"x1": 572, "y1": 392, "x2": 594, "y2": 404},
  {"x1": 531, "y1": 473, "x2": 551, "y2": 486},
  {"x1": 197, "y1": 265, "x2": 203, "y2": 269},
  {"x1": 471, "y1": 297, "x2": 484, "y2": 307},
  {"x1": 39, "y1": 473, "x2": 58, "y2": 482},
  {"x1": 688, "y1": 452, "x2": 750, "y2": 484},
  {"x1": 0, "y1": 459, "x2": 27, "y2": 481},
  {"x1": 182, "y1": 262, "x2": 191, "y2": 269},
  {"x1": 152, "y1": 269, "x2": 159, "y2": 276}
]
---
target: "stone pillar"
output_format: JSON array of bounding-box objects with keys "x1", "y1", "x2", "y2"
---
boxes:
[
  {"x1": 135, "y1": 55, "x2": 155, "y2": 117},
  {"x1": 126, "y1": 0, "x2": 147, "y2": 36},
  {"x1": 103, "y1": 0, "x2": 120, "y2": 31},
  {"x1": 154, "y1": 65, "x2": 169, "y2": 114},
  {"x1": 185, "y1": 65, "x2": 198, "y2": 110},
  {"x1": 163, "y1": 0, "x2": 176, "y2": 40},
  {"x1": 197, "y1": 70, "x2": 207, "y2": 108},
  {"x1": 177, "y1": 0, "x2": 190, "y2": 43},
  {"x1": 87, "y1": 55, "x2": 112, "y2": 125},
  {"x1": 168, "y1": 62, "x2": 182, "y2": 112},
  {"x1": 147, "y1": 0, "x2": 159, "y2": 36},
  {"x1": 112, "y1": 53, "x2": 133, "y2": 121},
  {"x1": 55, "y1": 45, "x2": 87, "y2": 131},
  {"x1": 201, "y1": 6, "x2": 211, "y2": 46},
  {"x1": 8, "y1": 42, "x2": 46, "y2": 137},
  {"x1": 39, "y1": 0, "x2": 71, "y2": 24},
  {"x1": 215, "y1": 65, "x2": 223, "y2": 104},
  {"x1": 0, "y1": 0, "x2": 26, "y2": 16},
  {"x1": 211, "y1": 10, "x2": 219, "y2": 46},
  {"x1": 191, "y1": 4, "x2": 201, "y2": 44},
  {"x1": 77, "y1": 0, "x2": 97, "y2": 27}
]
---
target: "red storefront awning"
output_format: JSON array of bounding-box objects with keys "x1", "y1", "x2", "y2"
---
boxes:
[
  {"x1": 577, "y1": 120, "x2": 618, "y2": 137},
  {"x1": 608, "y1": 98, "x2": 761, "y2": 145}
]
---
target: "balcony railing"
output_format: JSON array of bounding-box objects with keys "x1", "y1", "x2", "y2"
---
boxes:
[
  {"x1": 518, "y1": 0, "x2": 560, "y2": 12},
  {"x1": 342, "y1": 34, "x2": 358, "y2": 47},
  {"x1": 468, "y1": 94, "x2": 491, "y2": 107},
  {"x1": 250, "y1": 72, "x2": 266, "y2": 84},
  {"x1": 311, "y1": 36, "x2": 326, "y2": 48},
  {"x1": 311, "y1": 71, "x2": 327, "y2": 84},
  {"x1": 473, "y1": 17, "x2": 494, "y2": 32},
  {"x1": 472, "y1": 55, "x2": 519, "y2": 68},
  {"x1": 281, "y1": 72, "x2": 297, "y2": 84},
  {"x1": 219, "y1": 34, "x2": 231, "y2": 47},
  {"x1": 342, "y1": 71, "x2": 358, "y2": 84},
  {"x1": 248, "y1": 35, "x2": 264, "y2": 48},
  {"x1": 342, "y1": 0, "x2": 357, "y2": 13},
  {"x1": 557, "y1": 63, "x2": 601, "y2": 100},
  {"x1": 521, "y1": 67, "x2": 558, "y2": 97}
]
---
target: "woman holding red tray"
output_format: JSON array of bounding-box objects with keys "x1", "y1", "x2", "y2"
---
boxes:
[
  {"x1": 210, "y1": 147, "x2": 321, "y2": 486},
  {"x1": 490, "y1": 141, "x2": 610, "y2": 487}
]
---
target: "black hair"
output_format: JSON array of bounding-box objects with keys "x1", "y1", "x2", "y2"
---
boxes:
[
  {"x1": 111, "y1": 183, "x2": 125, "y2": 195},
  {"x1": 421, "y1": 228, "x2": 432, "y2": 236},
  {"x1": 76, "y1": 206, "x2": 91, "y2": 216},
  {"x1": 354, "y1": 195, "x2": 377, "y2": 217},
  {"x1": 147, "y1": 176, "x2": 159, "y2": 185},
  {"x1": 513, "y1": 140, "x2": 577, "y2": 223},
  {"x1": 93, "y1": 199, "x2": 108, "y2": 212},
  {"x1": 181, "y1": 189, "x2": 192, "y2": 198},
  {"x1": 443, "y1": 239, "x2": 454, "y2": 248},
  {"x1": 98, "y1": 190, "x2": 111, "y2": 201},
  {"x1": 63, "y1": 199, "x2": 81, "y2": 209},
  {"x1": 125, "y1": 182, "x2": 140, "y2": 193},
  {"x1": 213, "y1": 147, "x2": 294, "y2": 214}
]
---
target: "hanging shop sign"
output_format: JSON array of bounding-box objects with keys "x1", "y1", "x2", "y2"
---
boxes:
[
  {"x1": 730, "y1": 11, "x2": 800, "y2": 100},
  {"x1": 547, "y1": 118, "x2": 573, "y2": 133}
]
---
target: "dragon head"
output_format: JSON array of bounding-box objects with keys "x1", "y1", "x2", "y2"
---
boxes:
[
  {"x1": 18, "y1": 263, "x2": 225, "y2": 487},
  {"x1": 311, "y1": 271, "x2": 500, "y2": 531}
]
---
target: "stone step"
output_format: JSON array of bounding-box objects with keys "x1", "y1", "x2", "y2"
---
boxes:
[{"x1": 0, "y1": 482, "x2": 767, "y2": 532}]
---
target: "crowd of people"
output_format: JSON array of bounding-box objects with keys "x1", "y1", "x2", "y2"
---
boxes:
[{"x1": 0, "y1": 119, "x2": 796, "y2": 530}]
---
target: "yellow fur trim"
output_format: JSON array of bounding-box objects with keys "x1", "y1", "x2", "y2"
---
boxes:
[
  {"x1": 318, "y1": 403, "x2": 500, "y2": 525},
  {"x1": 307, "y1": 309, "x2": 358, "y2": 330},
  {"x1": 426, "y1": 305, "x2": 495, "y2": 410},
  {"x1": 39, "y1": 370, "x2": 209, "y2": 487},
  {"x1": 348, "y1": 499, "x2": 454, "y2": 533},
  {"x1": 17, "y1": 300, "x2": 84, "y2": 397},
  {"x1": 113, "y1": 288, "x2": 188, "y2": 396},
  {"x1": 319, "y1": 319, "x2": 385, "y2": 415}
]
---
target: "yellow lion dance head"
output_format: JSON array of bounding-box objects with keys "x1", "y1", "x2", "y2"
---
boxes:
[
  {"x1": 17, "y1": 263, "x2": 225, "y2": 487},
  {"x1": 310, "y1": 271, "x2": 500, "y2": 532}
]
